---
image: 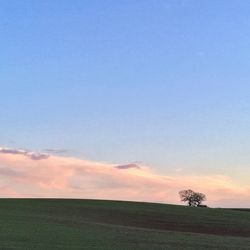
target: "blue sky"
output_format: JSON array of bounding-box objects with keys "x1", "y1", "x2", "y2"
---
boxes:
[{"x1": 1, "y1": 0, "x2": 250, "y2": 182}]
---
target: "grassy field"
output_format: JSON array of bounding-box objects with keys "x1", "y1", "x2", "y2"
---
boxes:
[{"x1": 0, "y1": 199, "x2": 249, "y2": 249}]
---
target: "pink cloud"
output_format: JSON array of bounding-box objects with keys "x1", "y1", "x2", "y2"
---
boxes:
[{"x1": 0, "y1": 147, "x2": 250, "y2": 207}]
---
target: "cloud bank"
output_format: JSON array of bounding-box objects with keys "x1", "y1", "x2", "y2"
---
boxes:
[{"x1": 0, "y1": 146, "x2": 249, "y2": 207}]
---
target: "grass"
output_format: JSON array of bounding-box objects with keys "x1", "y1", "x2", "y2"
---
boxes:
[{"x1": 0, "y1": 199, "x2": 249, "y2": 249}]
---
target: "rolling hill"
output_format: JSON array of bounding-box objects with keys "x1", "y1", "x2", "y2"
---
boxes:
[{"x1": 0, "y1": 199, "x2": 249, "y2": 249}]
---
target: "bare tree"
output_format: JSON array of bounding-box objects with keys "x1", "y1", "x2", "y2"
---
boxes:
[{"x1": 179, "y1": 189, "x2": 206, "y2": 207}]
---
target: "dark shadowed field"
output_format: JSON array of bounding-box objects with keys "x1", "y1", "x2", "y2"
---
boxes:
[{"x1": 0, "y1": 199, "x2": 249, "y2": 249}]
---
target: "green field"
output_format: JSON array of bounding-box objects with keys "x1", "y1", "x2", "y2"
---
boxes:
[{"x1": 0, "y1": 199, "x2": 249, "y2": 249}]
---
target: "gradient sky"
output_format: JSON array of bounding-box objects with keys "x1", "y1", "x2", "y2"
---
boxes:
[{"x1": 1, "y1": 1, "x2": 250, "y2": 206}]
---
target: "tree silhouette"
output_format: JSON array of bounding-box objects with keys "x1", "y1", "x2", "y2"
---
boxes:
[{"x1": 179, "y1": 189, "x2": 206, "y2": 207}]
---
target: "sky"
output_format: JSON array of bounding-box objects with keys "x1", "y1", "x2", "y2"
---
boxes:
[{"x1": 1, "y1": 0, "x2": 250, "y2": 207}]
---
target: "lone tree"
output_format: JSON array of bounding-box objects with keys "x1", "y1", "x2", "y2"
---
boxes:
[{"x1": 179, "y1": 189, "x2": 206, "y2": 207}]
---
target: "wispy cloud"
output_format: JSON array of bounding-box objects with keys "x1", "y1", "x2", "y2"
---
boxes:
[
  {"x1": 115, "y1": 163, "x2": 141, "y2": 170},
  {"x1": 0, "y1": 147, "x2": 49, "y2": 160},
  {"x1": 0, "y1": 146, "x2": 249, "y2": 207},
  {"x1": 44, "y1": 148, "x2": 70, "y2": 154}
]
